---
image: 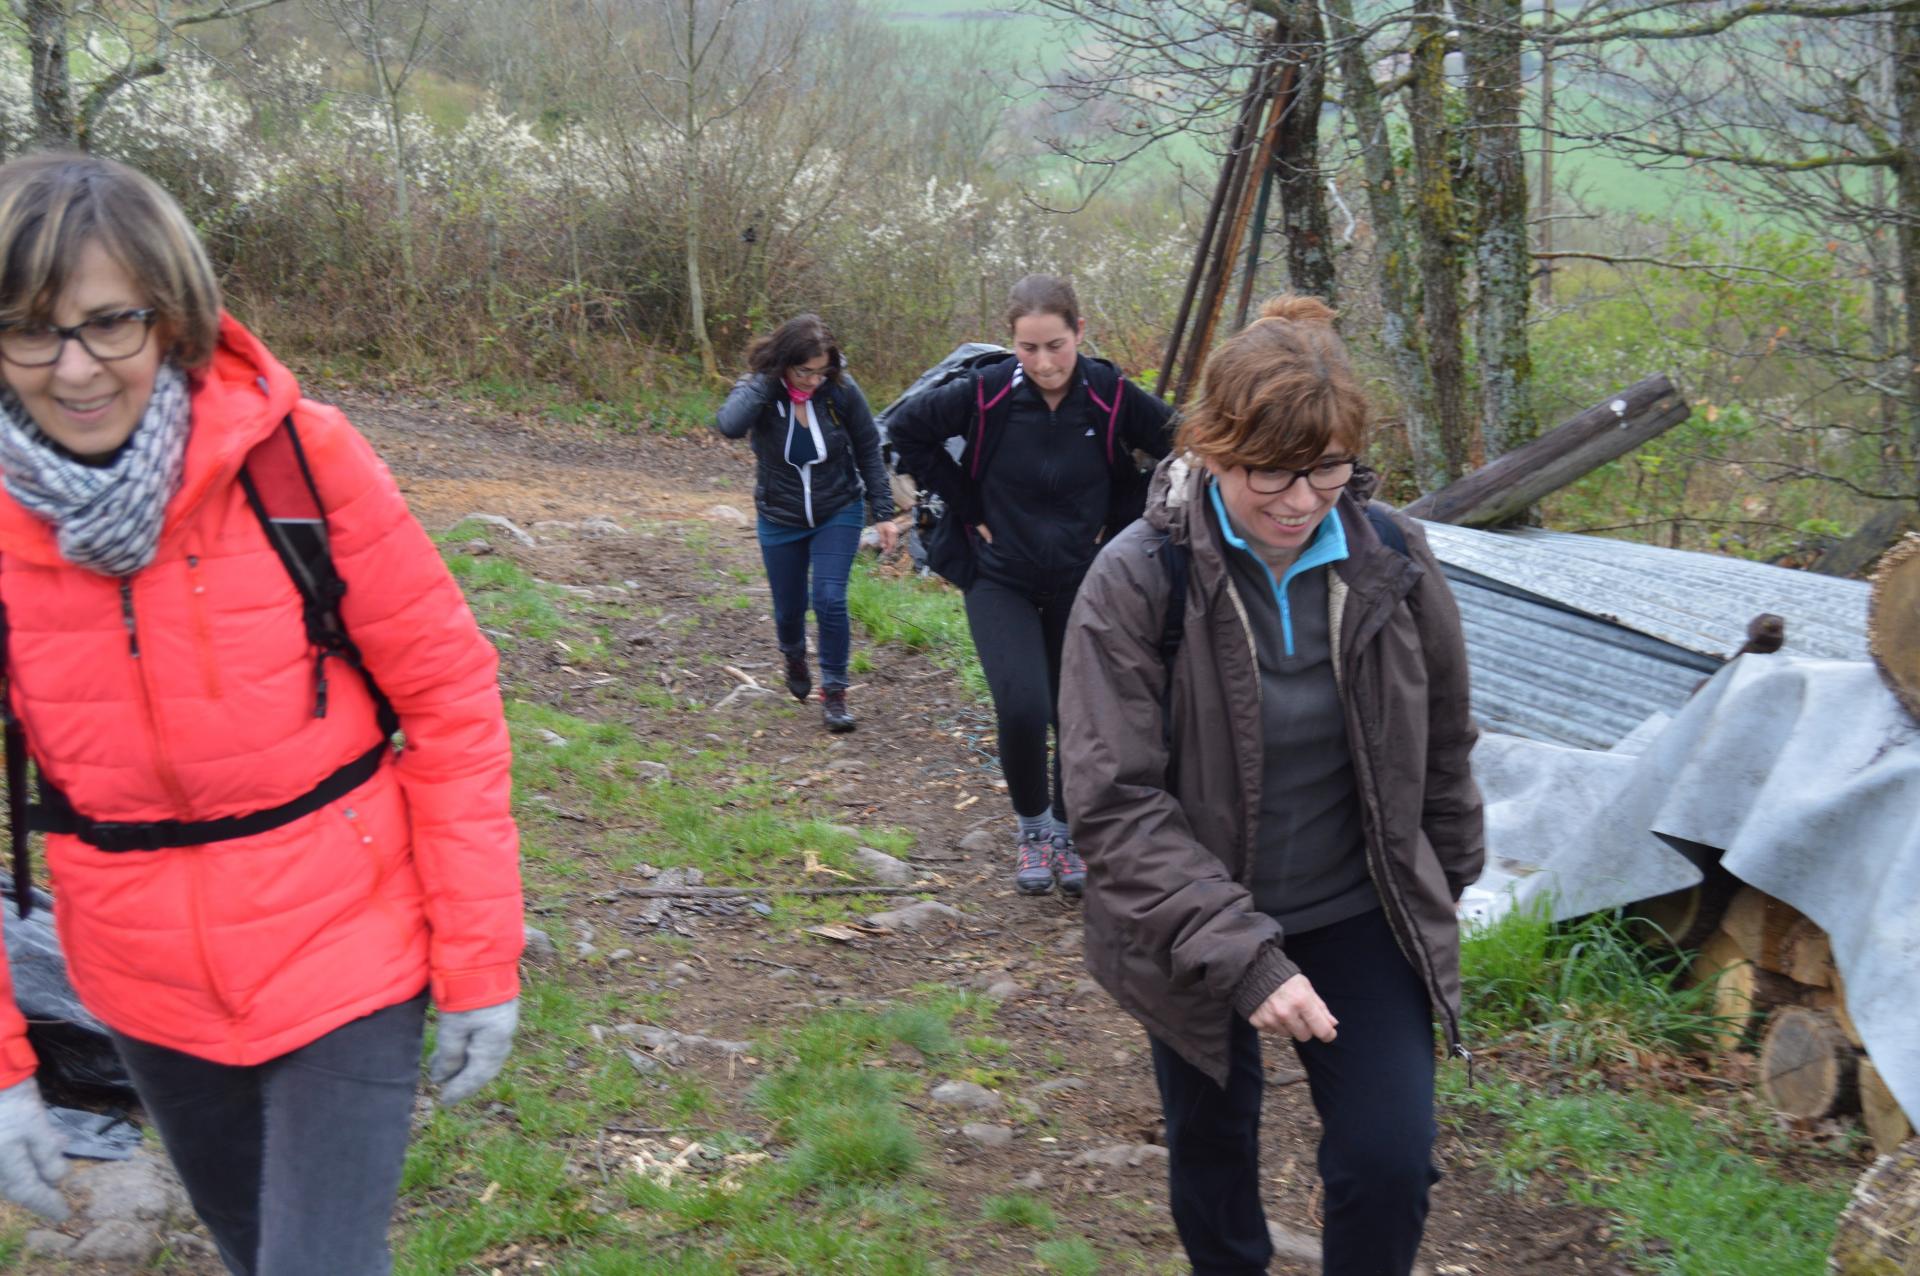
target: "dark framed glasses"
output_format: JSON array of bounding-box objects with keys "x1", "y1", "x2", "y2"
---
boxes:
[
  {"x1": 1244, "y1": 457, "x2": 1356, "y2": 495},
  {"x1": 0, "y1": 308, "x2": 158, "y2": 367}
]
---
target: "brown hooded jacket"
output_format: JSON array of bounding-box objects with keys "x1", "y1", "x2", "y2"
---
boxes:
[{"x1": 1060, "y1": 454, "x2": 1483, "y2": 1085}]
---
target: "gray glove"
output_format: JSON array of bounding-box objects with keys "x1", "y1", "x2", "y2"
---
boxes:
[
  {"x1": 427, "y1": 999, "x2": 519, "y2": 1106},
  {"x1": 0, "y1": 1077, "x2": 68, "y2": 1221}
]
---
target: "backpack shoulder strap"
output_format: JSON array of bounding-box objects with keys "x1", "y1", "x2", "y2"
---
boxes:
[
  {"x1": 1150, "y1": 530, "x2": 1191, "y2": 752},
  {"x1": 1363, "y1": 503, "x2": 1409, "y2": 558},
  {"x1": 1079, "y1": 360, "x2": 1127, "y2": 467},
  {"x1": 0, "y1": 569, "x2": 30, "y2": 918},
  {"x1": 968, "y1": 357, "x2": 1022, "y2": 480},
  {"x1": 238, "y1": 416, "x2": 398, "y2": 735}
]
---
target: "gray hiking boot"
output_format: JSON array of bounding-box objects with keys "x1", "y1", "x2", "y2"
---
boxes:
[{"x1": 1014, "y1": 832, "x2": 1055, "y2": 896}]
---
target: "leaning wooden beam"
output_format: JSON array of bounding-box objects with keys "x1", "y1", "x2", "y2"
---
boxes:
[{"x1": 1401, "y1": 374, "x2": 1689, "y2": 526}]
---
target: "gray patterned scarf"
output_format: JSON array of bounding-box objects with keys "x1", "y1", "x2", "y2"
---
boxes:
[{"x1": 0, "y1": 361, "x2": 191, "y2": 577}]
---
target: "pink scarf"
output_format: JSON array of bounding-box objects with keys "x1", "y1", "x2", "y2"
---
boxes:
[{"x1": 785, "y1": 379, "x2": 815, "y2": 403}]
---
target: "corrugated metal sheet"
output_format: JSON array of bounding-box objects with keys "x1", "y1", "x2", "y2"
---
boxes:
[{"x1": 1418, "y1": 521, "x2": 1871, "y2": 748}]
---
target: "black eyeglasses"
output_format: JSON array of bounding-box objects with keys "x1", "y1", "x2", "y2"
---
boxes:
[
  {"x1": 788, "y1": 363, "x2": 831, "y2": 383},
  {"x1": 0, "y1": 309, "x2": 158, "y2": 367},
  {"x1": 1244, "y1": 457, "x2": 1356, "y2": 495}
]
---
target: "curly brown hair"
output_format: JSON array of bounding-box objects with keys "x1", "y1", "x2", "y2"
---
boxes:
[
  {"x1": 745, "y1": 314, "x2": 843, "y2": 385},
  {"x1": 1173, "y1": 295, "x2": 1369, "y2": 470}
]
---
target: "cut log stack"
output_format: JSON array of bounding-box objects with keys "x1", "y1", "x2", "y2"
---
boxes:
[{"x1": 1656, "y1": 884, "x2": 1913, "y2": 1152}]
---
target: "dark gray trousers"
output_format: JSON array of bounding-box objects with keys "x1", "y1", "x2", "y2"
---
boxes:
[{"x1": 111, "y1": 992, "x2": 428, "y2": 1276}]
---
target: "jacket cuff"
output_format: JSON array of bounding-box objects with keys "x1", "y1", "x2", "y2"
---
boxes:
[
  {"x1": 432, "y1": 963, "x2": 522, "y2": 1013},
  {"x1": 1231, "y1": 944, "x2": 1301, "y2": 1019},
  {"x1": 0, "y1": 1032, "x2": 38, "y2": 1089}
]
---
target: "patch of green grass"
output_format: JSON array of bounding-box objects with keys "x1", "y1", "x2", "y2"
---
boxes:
[
  {"x1": 847, "y1": 560, "x2": 987, "y2": 699},
  {"x1": 1034, "y1": 1237, "x2": 1105, "y2": 1275},
  {"x1": 982, "y1": 1192, "x2": 1058, "y2": 1232},
  {"x1": 784, "y1": 1100, "x2": 921, "y2": 1187},
  {"x1": 1444, "y1": 1073, "x2": 1852, "y2": 1276},
  {"x1": 850, "y1": 649, "x2": 875, "y2": 674},
  {"x1": 1460, "y1": 899, "x2": 1725, "y2": 1066},
  {"x1": 442, "y1": 547, "x2": 568, "y2": 640}
]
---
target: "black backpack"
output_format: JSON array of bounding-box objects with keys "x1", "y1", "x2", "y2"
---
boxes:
[
  {"x1": 0, "y1": 416, "x2": 398, "y2": 917},
  {"x1": 878, "y1": 346, "x2": 1140, "y2": 589}
]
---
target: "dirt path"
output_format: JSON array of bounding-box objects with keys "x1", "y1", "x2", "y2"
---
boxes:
[{"x1": 328, "y1": 391, "x2": 1631, "y2": 1276}]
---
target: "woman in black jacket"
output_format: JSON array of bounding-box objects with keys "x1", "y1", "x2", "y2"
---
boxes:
[
  {"x1": 715, "y1": 314, "x2": 897, "y2": 731},
  {"x1": 889, "y1": 275, "x2": 1172, "y2": 896}
]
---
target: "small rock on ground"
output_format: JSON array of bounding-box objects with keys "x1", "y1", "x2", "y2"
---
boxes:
[
  {"x1": 24, "y1": 1230, "x2": 74, "y2": 1258},
  {"x1": 930, "y1": 1080, "x2": 1002, "y2": 1111},
  {"x1": 453, "y1": 512, "x2": 536, "y2": 546},
  {"x1": 1013, "y1": 1170, "x2": 1047, "y2": 1190},
  {"x1": 73, "y1": 1220, "x2": 160, "y2": 1263},
  {"x1": 1068, "y1": 1142, "x2": 1168, "y2": 1169},
  {"x1": 523, "y1": 925, "x2": 557, "y2": 960},
  {"x1": 852, "y1": 847, "x2": 917, "y2": 886},
  {"x1": 869, "y1": 900, "x2": 964, "y2": 932},
  {"x1": 958, "y1": 828, "x2": 999, "y2": 854},
  {"x1": 960, "y1": 1122, "x2": 1014, "y2": 1149},
  {"x1": 984, "y1": 978, "x2": 1021, "y2": 1000},
  {"x1": 705, "y1": 504, "x2": 749, "y2": 526}
]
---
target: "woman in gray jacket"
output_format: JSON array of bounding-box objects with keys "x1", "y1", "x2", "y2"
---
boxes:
[
  {"x1": 714, "y1": 314, "x2": 897, "y2": 731},
  {"x1": 1059, "y1": 296, "x2": 1484, "y2": 1276}
]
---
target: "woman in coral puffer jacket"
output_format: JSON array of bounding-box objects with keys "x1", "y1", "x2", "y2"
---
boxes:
[{"x1": 0, "y1": 153, "x2": 523, "y2": 1275}]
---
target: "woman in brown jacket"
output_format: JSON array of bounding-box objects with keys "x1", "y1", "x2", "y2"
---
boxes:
[{"x1": 1059, "y1": 297, "x2": 1483, "y2": 1275}]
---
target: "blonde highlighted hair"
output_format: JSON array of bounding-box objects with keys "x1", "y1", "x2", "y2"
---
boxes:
[
  {"x1": 0, "y1": 152, "x2": 221, "y2": 368},
  {"x1": 1174, "y1": 295, "x2": 1369, "y2": 469}
]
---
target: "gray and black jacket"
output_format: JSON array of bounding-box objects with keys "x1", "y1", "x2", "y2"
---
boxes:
[{"x1": 714, "y1": 372, "x2": 895, "y2": 529}]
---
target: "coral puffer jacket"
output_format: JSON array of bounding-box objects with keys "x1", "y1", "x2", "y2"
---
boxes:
[{"x1": 0, "y1": 314, "x2": 522, "y2": 1086}]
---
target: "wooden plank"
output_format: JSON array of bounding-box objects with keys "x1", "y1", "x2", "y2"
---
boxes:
[{"x1": 1401, "y1": 374, "x2": 1689, "y2": 527}]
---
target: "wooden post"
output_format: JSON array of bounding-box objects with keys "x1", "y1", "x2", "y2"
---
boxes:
[
  {"x1": 1401, "y1": 375, "x2": 1689, "y2": 526},
  {"x1": 1159, "y1": 43, "x2": 1277, "y2": 402}
]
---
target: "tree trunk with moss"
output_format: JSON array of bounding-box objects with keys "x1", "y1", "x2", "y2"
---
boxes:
[
  {"x1": 1460, "y1": 0, "x2": 1535, "y2": 459},
  {"x1": 1325, "y1": 0, "x2": 1444, "y2": 492},
  {"x1": 1274, "y1": 3, "x2": 1335, "y2": 304},
  {"x1": 25, "y1": 0, "x2": 77, "y2": 151},
  {"x1": 1898, "y1": 7, "x2": 1920, "y2": 504},
  {"x1": 1408, "y1": 0, "x2": 1472, "y2": 479}
]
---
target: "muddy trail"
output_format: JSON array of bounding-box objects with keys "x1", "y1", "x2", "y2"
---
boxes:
[{"x1": 35, "y1": 391, "x2": 1632, "y2": 1274}]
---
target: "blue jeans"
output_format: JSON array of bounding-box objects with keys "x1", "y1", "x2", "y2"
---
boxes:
[
  {"x1": 758, "y1": 502, "x2": 863, "y2": 689},
  {"x1": 1150, "y1": 908, "x2": 1439, "y2": 1275},
  {"x1": 111, "y1": 993, "x2": 428, "y2": 1276}
]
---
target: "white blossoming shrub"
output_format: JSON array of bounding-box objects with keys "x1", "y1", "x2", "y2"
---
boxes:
[{"x1": 1, "y1": 50, "x2": 1187, "y2": 397}]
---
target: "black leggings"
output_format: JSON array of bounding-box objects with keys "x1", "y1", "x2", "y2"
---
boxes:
[{"x1": 963, "y1": 574, "x2": 1079, "y2": 820}]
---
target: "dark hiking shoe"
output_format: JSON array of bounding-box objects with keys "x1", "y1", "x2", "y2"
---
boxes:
[
  {"x1": 822, "y1": 688, "x2": 856, "y2": 733},
  {"x1": 1014, "y1": 833, "x2": 1055, "y2": 896},
  {"x1": 783, "y1": 652, "x2": 812, "y2": 702},
  {"x1": 1050, "y1": 835, "x2": 1087, "y2": 898}
]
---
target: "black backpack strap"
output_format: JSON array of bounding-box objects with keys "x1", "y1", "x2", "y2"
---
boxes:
[
  {"x1": 238, "y1": 416, "x2": 399, "y2": 738},
  {"x1": 1364, "y1": 503, "x2": 1409, "y2": 558},
  {"x1": 1151, "y1": 531, "x2": 1191, "y2": 753},
  {"x1": 0, "y1": 577, "x2": 32, "y2": 918}
]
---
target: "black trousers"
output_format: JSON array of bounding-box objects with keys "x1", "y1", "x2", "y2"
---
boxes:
[
  {"x1": 963, "y1": 573, "x2": 1080, "y2": 821},
  {"x1": 1150, "y1": 908, "x2": 1439, "y2": 1276}
]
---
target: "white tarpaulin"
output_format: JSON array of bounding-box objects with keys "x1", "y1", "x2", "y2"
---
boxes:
[{"x1": 1465, "y1": 655, "x2": 1920, "y2": 1123}]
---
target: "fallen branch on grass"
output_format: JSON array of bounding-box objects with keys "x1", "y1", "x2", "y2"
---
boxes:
[{"x1": 601, "y1": 884, "x2": 931, "y2": 900}]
